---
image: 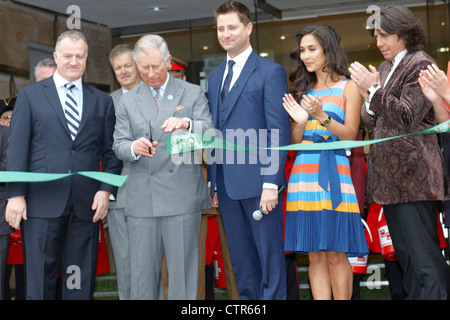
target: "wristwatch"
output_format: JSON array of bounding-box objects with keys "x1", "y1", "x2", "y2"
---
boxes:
[
  {"x1": 182, "y1": 117, "x2": 191, "y2": 130},
  {"x1": 320, "y1": 116, "x2": 331, "y2": 127},
  {"x1": 367, "y1": 84, "x2": 379, "y2": 96}
]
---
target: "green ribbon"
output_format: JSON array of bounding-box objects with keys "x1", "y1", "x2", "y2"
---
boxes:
[
  {"x1": 166, "y1": 119, "x2": 450, "y2": 154},
  {"x1": 3, "y1": 119, "x2": 448, "y2": 185},
  {"x1": 0, "y1": 171, "x2": 127, "y2": 187}
]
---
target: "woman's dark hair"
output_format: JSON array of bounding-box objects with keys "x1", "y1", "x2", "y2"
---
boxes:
[
  {"x1": 369, "y1": 5, "x2": 425, "y2": 52},
  {"x1": 289, "y1": 25, "x2": 350, "y2": 100}
]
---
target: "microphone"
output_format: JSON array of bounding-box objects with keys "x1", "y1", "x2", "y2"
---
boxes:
[{"x1": 253, "y1": 185, "x2": 286, "y2": 221}]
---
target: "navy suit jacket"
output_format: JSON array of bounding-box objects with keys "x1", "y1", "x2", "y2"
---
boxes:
[
  {"x1": 207, "y1": 50, "x2": 291, "y2": 200},
  {"x1": 6, "y1": 76, "x2": 122, "y2": 221}
]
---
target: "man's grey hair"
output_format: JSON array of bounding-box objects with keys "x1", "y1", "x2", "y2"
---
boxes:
[
  {"x1": 34, "y1": 58, "x2": 57, "y2": 80},
  {"x1": 133, "y1": 34, "x2": 170, "y2": 65},
  {"x1": 109, "y1": 43, "x2": 134, "y2": 66},
  {"x1": 55, "y1": 30, "x2": 88, "y2": 55}
]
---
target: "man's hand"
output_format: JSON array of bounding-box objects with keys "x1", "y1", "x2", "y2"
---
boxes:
[
  {"x1": 259, "y1": 188, "x2": 279, "y2": 214},
  {"x1": 161, "y1": 117, "x2": 189, "y2": 133},
  {"x1": 133, "y1": 137, "x2": 158, "y2": 157},
  {"x1": 419, "y1": 64, "x2": 450, "y2": 102},
  {"x1": 5, "y1": 196, "x2": 27, "y2": 228},
  {"x1": 92, "y1": 190, "x2": 111, "y2": 223},
  {"x1": 349, "y1": 61, "x2": 380, "y2": 100},
  {"x1": 209, "y1": 188, "x2": 219, "y2": 208}
]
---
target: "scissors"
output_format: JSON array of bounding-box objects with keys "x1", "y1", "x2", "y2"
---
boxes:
[{"x1": 148, "y1": 119, "x2": 153, "y2": 154}]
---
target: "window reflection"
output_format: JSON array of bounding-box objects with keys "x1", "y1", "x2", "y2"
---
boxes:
[{"x1": 119, "y1": 4, "x2": 449, "y2": 89}]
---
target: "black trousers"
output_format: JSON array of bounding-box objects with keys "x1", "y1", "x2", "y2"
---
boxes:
[
  {"x1": 0, "y1": 234, "x2": 9, "y2": 300},
  {"x1": 383, "y1": 201, "x2": 450, "y2": 300},
  {"x1": 22, "y1": 196, "x2": 99, "y2": 300}
]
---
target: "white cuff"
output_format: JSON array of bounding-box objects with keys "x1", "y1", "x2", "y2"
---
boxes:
[
  {"x1": 364, "y1": 100, "x2": 375, "y2": 116},
  {"x1": 263, "y1": 183, "x2": 278, "y2": 190},
  {"x1": 130, "y1": 141, "x2": 141, "y2": 161}
]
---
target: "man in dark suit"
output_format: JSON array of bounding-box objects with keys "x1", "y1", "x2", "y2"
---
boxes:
[
  {"x1": 207, "y1": 1, "x2": 290, "y2": 300},
  {"x1": 5, "y1": 30, "x2": 122, "y2": 300},
  {"x1": 349, "y1": 6, "x2": 450, "y2": 299},
  {"x1": 0, "y1": 99, "x2": 12, "y2": 300}
]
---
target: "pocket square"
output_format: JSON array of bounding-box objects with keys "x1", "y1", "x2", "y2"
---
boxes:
[{"x1": 175, "y1": 105, "x2": 186, "y2": 111}]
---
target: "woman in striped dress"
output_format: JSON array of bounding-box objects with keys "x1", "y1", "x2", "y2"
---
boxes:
[{"x1": 283, "y1": 25, "x2": 369, "y2": 300}]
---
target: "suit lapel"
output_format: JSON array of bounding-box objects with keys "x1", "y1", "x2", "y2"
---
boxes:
[
  {"x1": 135, "y1": 82, "x2": 158, "y2": 125},
  {"x1": 379, "y1": 62, "x2": 391, "y2": 88},
  {"x1": 382, "y1": 52, "x2": 413, "y2": 90},
  {"x1": 77, "y1": 82, "x2": 93, "y2": 136},
  {"x1": 42, "y1": 78, "x2": 71, "y2": 138},
  {"x1": 210, "y1": 62, "x2": 226, "y2": 128},
  {"x1": 220, "y1": 51, "x2": 257, "y2": 127}
]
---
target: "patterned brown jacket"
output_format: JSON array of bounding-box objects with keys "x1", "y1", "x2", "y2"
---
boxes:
[{"x1": 362, "y1": 50, "x2": 448, "y2": 205}]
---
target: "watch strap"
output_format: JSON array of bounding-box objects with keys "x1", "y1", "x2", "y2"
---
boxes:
[{"x1": 367, "y1": 84, "x2": 379, "y2": 95}]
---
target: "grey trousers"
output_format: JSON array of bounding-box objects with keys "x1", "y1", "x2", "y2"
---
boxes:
[
  {"x1": 107, "y1": 207, "x2": 131, "y2": 300},
  {"x1": 127, "y1": 211, "x2": 201, "y2": 300}
]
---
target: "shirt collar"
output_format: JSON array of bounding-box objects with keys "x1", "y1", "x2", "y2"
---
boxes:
[
  {"x1": 150, "y1": 73, "x2": 170, "y2": 93},
  {"x1": 53, "y1": 70, "x2": 82, "y2": 91},
  {"x1": 227, "y1": 45, "x2": 253, "y2": 68},
  {"x1": 392, "y1": 49, "x2": 407, "y2": 69}
]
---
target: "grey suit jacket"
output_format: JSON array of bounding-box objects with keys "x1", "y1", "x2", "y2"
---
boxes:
[
  {"x1": 110, "y1": 88, "x2": 130, "y2": 210},
  {"x1": 113, "y1": 76, "x2": 213, "y2": 217}
]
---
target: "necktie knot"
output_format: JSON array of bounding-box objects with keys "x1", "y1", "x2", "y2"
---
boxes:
[{"x1": 65, "y1": 83, "x2": 76, "y2": 91}]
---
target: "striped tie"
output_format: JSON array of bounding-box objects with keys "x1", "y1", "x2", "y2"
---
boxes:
[
  {"x1": 64, "y1": 83, "x2": 80, "y2": 140},
  {"x1": 154, "y1": 88, "x2": 161, "y2": 109}
]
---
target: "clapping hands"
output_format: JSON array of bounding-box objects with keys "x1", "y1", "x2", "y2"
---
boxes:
[
  {"x1": 283, "y1": 93, "x2": 324, "y2": 124},
  {"x1": 418, "y1": 64, "x2": 450, "y2": 104}
]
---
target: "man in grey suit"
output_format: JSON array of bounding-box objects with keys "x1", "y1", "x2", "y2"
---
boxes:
[
  {"x1": 113, "y1": 34, "x2": 213, "y2": 300},
  {"x1": 108, "y1": 44, "x2": 141, "y2": 300}
]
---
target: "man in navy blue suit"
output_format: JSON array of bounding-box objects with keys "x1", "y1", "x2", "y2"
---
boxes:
[
  {"x1": 5, "y1": 30, "x2": 121, "y2": 299},
  {"x1": 207, "y1": 1, "x2": 290, "y2": 299}
]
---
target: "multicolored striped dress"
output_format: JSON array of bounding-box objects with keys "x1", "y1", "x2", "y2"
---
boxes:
[{"x1": 284, "y1": 78, "x2": 369, "y2": 257}]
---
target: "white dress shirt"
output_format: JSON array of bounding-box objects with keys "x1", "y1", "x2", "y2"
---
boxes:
[
  {"x1": 53, "y1": 70, "x2": 83, "y2": 116},
  {"x1": 221, "y1": 45, "x2": 253, "y2": 91}
]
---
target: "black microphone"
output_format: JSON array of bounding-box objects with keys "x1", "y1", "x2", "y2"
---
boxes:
[{"x1": 253, "y1": 185, "x2": 286, "y2": 221}]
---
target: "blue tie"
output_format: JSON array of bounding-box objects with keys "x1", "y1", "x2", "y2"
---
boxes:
[
  {"x1": 221, "y1": 60, "x2": 235, "y2": 102},
  {"x1": 64, "y1": 83, "x2": 80, "y2": 140}
]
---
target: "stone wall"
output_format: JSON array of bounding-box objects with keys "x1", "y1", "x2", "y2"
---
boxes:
[{"x1": 0, "y1": 1, "x2": 113, "y2": 99}]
